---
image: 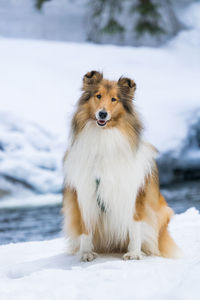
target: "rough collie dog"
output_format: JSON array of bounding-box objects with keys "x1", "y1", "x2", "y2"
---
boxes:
[{"x1": 62, "y1": 71, "x2": 180, "y2": 261}]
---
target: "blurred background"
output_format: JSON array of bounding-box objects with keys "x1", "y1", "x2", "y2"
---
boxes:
[{"x1": 0, "y1": 0, "x2": 199, "y2": 245}]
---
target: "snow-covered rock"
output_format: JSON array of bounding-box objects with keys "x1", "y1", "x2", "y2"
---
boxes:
[
  {"x1": 0, "y1": 112, "x2": 63, "y2": 193},
  {"x1": 0, "y1": 208, "x2": 200, "y2": 300},
  {"x1": 158, "y1": 111, "x2": 200, "y2": 184}
]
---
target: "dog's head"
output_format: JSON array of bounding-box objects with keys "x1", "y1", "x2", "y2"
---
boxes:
[
  {"x1": 79, "y1": 70, "x2": 137, "y2": 128},
  {"x1": 72, "y1": 71, "x2": 141, "y2": 143}
]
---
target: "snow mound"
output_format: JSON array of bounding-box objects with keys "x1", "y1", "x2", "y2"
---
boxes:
[
  {"x1": 158, "y1": 110, "x2": 200, "y2": 184},
  {"x1": 0, "y1": 193, "x2": 61, "y2": 209},
  {"x1": 0, "y1": 112, "x2": 63, "y2": 193},
  {"x1": 0, "y1": 208, "x2": 200, "y2": 300}
]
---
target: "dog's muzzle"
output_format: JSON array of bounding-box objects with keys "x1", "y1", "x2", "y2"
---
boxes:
[{"x1": 96, "y1": 109, "x2": 110, "y2": 127}]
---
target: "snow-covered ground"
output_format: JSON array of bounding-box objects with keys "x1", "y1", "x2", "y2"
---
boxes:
[{"x1": 0, "y1": 208, "x2": 200, "y2": 300}]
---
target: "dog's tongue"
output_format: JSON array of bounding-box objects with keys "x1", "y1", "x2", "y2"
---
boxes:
[{"x1": 99, "y1": 120, "x2": 105, "y2": 124}]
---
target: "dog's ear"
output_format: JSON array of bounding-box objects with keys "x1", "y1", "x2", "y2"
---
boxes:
[
  {"x1": 117, "y1": 77, "x2": 136, "y2": 113},
  {"x1": 83, "y1": 71, "x2": 103, "y2": 90},
  {"x1": 117, "y1": 77, "x2": 136, "y2": 99}
]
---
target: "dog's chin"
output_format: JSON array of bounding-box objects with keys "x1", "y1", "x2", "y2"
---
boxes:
[{"x1": 96, "y1": 119, "x2": 107, "y2": 127}]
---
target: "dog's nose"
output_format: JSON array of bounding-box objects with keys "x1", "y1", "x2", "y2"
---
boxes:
[{"x1": 98, "y1": 110, "x2": 107, "y2": 119}]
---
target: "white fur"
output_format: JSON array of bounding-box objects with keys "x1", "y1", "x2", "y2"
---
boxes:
[
  {"x1": 123, "y1": 220, "x2": 142, "y2": 260},
  {"x1": 64, "y1": 121, "x2": 157, "y2": 254},
  {"x1": 79, "y1": 234, "x2": 97, "y2": 261}
]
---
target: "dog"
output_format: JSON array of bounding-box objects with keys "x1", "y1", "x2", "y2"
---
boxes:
[{"x1": 62, "y1": 70, "x2": 180, "y2": 261}]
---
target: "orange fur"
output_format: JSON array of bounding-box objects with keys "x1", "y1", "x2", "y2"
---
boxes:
[
  {"x1": 62, "y1": 186, "x2": 87, "y2": 237},
  {"x1": 134, "y1": 165, "x2": 181, "y2": 258}
]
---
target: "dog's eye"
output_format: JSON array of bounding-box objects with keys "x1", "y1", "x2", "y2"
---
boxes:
[
  {"x1": 111, "y1": 97, "x2": 117, "y2": 102},
  {"x1": 96, "y1": 94, "x2": 101, "y2": 99}
]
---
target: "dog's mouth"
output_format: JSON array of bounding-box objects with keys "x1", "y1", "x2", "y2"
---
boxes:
[{"x1": 96, "y1": 119, "x2": 107, "y2": 127}]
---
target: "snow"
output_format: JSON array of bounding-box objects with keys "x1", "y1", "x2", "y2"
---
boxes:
[{"x1": 0, "y1": 208, "x2": 200, "y2": 300}]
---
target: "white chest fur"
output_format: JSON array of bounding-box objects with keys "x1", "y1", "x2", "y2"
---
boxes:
[{"x1": 64, "y1": 121, "x2": 156, "y2": 247}]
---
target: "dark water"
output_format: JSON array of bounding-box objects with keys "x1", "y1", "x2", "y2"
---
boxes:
[
  {"x1": 162, "y1": 181, "x2": 200, "y2": 213},
  {"x1": 0, "y1": 205, "x2": 63, "y2": 245},
  {"x1": 0, "y1": 181, "x2": 199, "y2": 245}
]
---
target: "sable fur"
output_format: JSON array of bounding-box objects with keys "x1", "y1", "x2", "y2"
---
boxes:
[{"x1": 63, "y1": 71, "x2": 180, "y2": 261}]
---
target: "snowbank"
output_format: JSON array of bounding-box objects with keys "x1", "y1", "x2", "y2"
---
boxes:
[
  {"x1": 0, "y1": 193, "x2": 61, "y2": 209},
  {"x1": 0, "y1": 208, "x2": 200, "y2": 300},
  {"x1": 0, "y1": 112, "x2": 63, "y2": 193}
]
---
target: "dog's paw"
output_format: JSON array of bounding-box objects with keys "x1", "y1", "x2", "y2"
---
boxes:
[
  {"x1": 80, "y1": 251, "x2": 98, "y2": 262},
  {"x1": 123, "y1": 251, "x2": 142, "y2": 260}
]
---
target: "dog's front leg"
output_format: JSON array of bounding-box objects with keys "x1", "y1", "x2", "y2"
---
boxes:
[
  {"x1": 79, "y1": 233, "x2": 97, "y2": 262},
  {"x1": 123, "y1": 220, "x2": 142, "y2": 260}
]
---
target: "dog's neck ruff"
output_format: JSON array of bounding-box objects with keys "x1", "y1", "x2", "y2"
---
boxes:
[{"x1": 64, "y1": 121, "x2": 157, "y2": 245}]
